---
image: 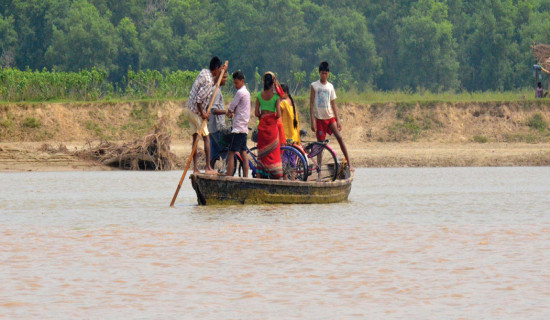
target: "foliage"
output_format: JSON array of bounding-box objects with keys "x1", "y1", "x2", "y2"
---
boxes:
[
  {"x1": 22, "y1": 117, "x2": 41, "y2": 128},
  {"x1": 0, "y1": 67, "x2": 201, "y2": 101},
  {"x1": 2, "y1": 0, "x2": 550, "y2": 92},
  {"x1": 528, "y1": 113, "x2": 547, "y2": 131},
  {"x1": 473, "y1": 135, "x2": 488, "y2": 143},
  {"x1": 388, "y1": 116, "x2": 422, "y2": 141},
  {"x1": 0, "y1": 67, "x2": 113, "y2": 101}
]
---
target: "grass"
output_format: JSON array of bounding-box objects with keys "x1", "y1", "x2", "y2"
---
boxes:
[
  {"x1": 387, "y1": 116, "x2": 423, "y2": 141},
  {"x1": 1, "y1": 89, "x2": 546, "y2": 106},
  {"x1": 0, "y1": 114, "x2": 14, "y2": 128},
  {"x1": 85, "y1": 121, "x2": 105, "y2": 139},
  {"x1": 473, "y1": 135, "x2": 489, "y2": 143},
  {"x1": 528, "y1": 113, "x2": 548, "y2": 132},
  {"x1": 22, "y1": 117, "x2": 41, "y2": 128},
  {"x1": 335, "y1": 89, "x2": 538, "y2": 104}
]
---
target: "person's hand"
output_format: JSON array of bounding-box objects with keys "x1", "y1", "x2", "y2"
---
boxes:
[
  {"x1": 201, "y1": 111, "x2": 209, "y2": 120},
  {"x1": 336, "y1": 120, "x2": 342, "y2": 131},
  {"x1": 311, "y1": 122, "x2": 316, "y2": 132},
  {"x1": 227, "y1": 110, "x2": 233, "y2": 118}
]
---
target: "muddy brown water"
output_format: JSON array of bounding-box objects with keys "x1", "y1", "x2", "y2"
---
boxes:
[{"x1": 1, "y1": 168, "x2": 549, "y2": 319}]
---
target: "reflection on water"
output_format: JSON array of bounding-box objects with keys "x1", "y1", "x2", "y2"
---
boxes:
[{"x1": 1, "y1": 168, "x2": 549, "y2": 319}]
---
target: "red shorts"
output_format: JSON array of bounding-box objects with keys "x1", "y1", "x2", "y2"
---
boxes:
[{"x1": 316, "y1": 117, "x2": 336, "y2": 141}]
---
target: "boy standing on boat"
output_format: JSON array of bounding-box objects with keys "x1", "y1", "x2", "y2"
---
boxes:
[
  {"x1": 184, "y1": 56, "x2": 226, "y2": 175},
  {"x1": 226, "y1": 71, "x2": 251, "y2": 177},
  {"x1": 309, "y1": 61, "x2": 353, "y2": 174}
]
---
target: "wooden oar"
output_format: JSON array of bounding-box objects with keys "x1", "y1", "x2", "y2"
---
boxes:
[{"x1": 170, "y1": 61, "x2": 228, "y2": 207}]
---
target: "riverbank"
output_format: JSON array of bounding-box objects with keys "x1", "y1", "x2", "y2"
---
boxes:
[
  {"x1": 1, "y1": 141, "x2": 548, "y2": 172},
  {"x1": 1, "y1": 100, "x2": 549, "y2": 171}
]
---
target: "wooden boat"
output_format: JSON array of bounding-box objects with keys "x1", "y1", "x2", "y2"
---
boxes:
[{"x1": 190, "y1": 168, "x2": 353, "y2": 205}]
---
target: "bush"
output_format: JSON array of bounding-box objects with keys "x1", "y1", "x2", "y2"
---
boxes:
[
  {"x1": 473, "y1": 135, "x2": 488, "y2": 143},
  {"x1": 528, "y1": 113, "x2": 547, "y2": 132},
  {"x1": 22, "y1": 117, "x2": 41, "y2": 128},
  {"x1": 388, "y1": 116, "x2": 422, "y2": 141}
]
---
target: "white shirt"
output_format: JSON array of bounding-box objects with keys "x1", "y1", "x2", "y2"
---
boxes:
[
  {"x1": 228, "y1": 86, "x2": 251, "y2": 134},
  {"x1": 311, "y1": 80, "x2": 337, "y2": 120}
]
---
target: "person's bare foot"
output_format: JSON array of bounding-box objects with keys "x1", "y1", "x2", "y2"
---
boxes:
[
  {"x1": 193, "y1": 169, "x2": 200, "y2": 175},
  {"x1": 204, "y1": 169, "x2": 218, "y2": 175}
]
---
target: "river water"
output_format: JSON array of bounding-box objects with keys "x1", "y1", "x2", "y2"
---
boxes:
[{"x1": 1, "y1": 168, "x2": 549, "y2": 319}]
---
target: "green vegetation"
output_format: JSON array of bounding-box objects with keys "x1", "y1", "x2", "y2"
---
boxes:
[
  {"x1": 528, "y1": 113, "x2": 548, "y2": 132},
  {"x1": 0, "y1": 67, "x2": 199, "y2": 102},
  {"x1": 177, "y1": 113, "x2": 190, "y2": 130},
  {"x1": 473, "y1": 135, "x2": 489, "y2": 143},
  {"x1": 388, "y1": 116, "x2": 423, "y2": 141},
  {"x1": 0, "y1": 113, "x2": 14, "y2": 128},
  {"x1": 337, "y1": 89, "x2": 540, "y2": 105},
  {"x1": 85, "y1": 120, "x2": 104, "y2": 138},
  {"x1": 22, "y1": 117, "x2": 41, "y2": 128},
  {"x1": 1, "y1": 0, "x2": 550, "y2": 96}
]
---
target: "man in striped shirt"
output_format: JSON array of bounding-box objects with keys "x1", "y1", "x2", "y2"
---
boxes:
[{"x1": 183, "y1": 56, "x2": 225, "y2": 174}]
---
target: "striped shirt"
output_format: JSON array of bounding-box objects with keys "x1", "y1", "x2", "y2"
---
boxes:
[{"x1": 187, "y1": 69, "x2": 215, "y2": 115}]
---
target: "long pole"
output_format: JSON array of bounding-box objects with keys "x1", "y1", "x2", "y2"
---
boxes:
[{"x1": 170, "y1": 61, "x2": 228, "y2": 207}]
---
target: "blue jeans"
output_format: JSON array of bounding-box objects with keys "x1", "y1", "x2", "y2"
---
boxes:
[{"x1": 210, "y1": 131, "x2": 224, "y2": 162}]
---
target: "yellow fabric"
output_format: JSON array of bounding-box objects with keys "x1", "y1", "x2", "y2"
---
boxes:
[{"x1": 280, "y1": 99, "x2": 301, "y2": 144}]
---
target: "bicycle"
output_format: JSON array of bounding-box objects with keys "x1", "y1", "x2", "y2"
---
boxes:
[
  {"x1": 212, "y1": 129, "x2": 307, "y2": 181},
  {"x1": 286, "y1": 130, "x2": 339, "y2": 182},
  {"x1": 239, "y1": 128, "x2": 308, "y2": 181},
  {"x1": 210, "y1": 129, "x2": 243, "y2": 176}
]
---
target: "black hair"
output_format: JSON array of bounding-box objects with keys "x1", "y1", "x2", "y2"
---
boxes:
[
  {"x1": 263, "y1": 73, "x2": 274, "y2": 91},
  {"x1": 232, "y1": 70, "x2": 245, "y2": 81},
  {"x1": 281, "y1": 83, "x2": 298, "y2": 129},
  {"x1": 319, "y1": 61, "x2": 330, "y2": 72},
  {"x1": 209, "y1": 56, "x2": 222, "y2": 71},
  {"x1": 538, "y1": 82, "x2": 542, "y2": 88}
]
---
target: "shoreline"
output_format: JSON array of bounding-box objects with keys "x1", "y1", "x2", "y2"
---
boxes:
[{"x1": 1, "y1": 141, "x2": 549, "y2": 172}]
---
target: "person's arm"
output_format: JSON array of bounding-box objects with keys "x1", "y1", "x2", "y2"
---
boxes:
[
  {"x1": 227, "y1": 90, "x2": 242, "y2": 118},
  {"x1": 330, "y1": 99, "x2": 342, "y2": 131},
  {"x1": 196, "y1": 102, "x2": 210, "y2": 120},
  {"x1": 195, "y1": 72, "x2": 213, "y2": 119},
  {"x1": 275, "y1": 98, "x2": 281, "y2": 118},
  {"x1": 213, "y1": 93, "x2": 226, "y2": 115},
  {"x1": 309, "y1": 85, "x2": 316, "y2": 132},
  {"x1": 255, "y1": 98, "x2": 261, "y2": 118},
  {"x1": 213, "y1": 108, "x2": 226, "y2": 115}
]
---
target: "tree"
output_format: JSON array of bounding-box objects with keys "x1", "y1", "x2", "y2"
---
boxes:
[
  {"x1": 396, "y1": 0, "x2": 459, "y2": 91},
  {"x1": 302, "y1": 4, "x2": 381, "y2": 88},
  {"x1": 0, "y1": 14, "x2": 17, "y2": 67},
  {"x1": 169, "y1": 0, "x2": 224, "y2": 71},
  {"x1": 458, "y1": 0, "x2": 521, "y2": 90},
  {"x1": 114, "y1": 17, "x2": 142, "y2": 83},
  {"x1": 44, "y1": 0, "x2": 118, "y2": 72},
  {"x1": 139, "y1": 16, "x2": 177, "y2": 70}
]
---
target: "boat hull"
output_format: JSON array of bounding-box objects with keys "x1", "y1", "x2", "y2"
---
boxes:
[{"x1": 190, "y1": 173, "x2": 353, "y2": 205}]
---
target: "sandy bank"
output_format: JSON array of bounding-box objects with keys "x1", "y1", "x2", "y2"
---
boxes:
[
  {"x1": 1, "y1": 100, "x2": 549, "y2": 171},
  {"x1": 1, "y1": 141, "x2": 548, "y2": 172}
]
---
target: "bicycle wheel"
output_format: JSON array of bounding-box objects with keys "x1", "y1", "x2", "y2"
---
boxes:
[
  {"x1": 289, "y1": 143, "x2": 310, "y2": 180},
  {"x1": 305, "y1": 142, "x2": 339, "y2": 181},
  {"x1": 237, "y1": 147, "x2": 258, "y2": 178},
  {"x1": 280, "y1": 146, "x2": 308, "y2": 181},
  {"x1": 243, "y1": 146, "x2": 260, "y2": 178}
]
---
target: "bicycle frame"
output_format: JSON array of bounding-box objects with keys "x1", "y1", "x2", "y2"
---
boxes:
[{"x1": 286, "y1": 139, "x2": 339, "y2": 180}]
